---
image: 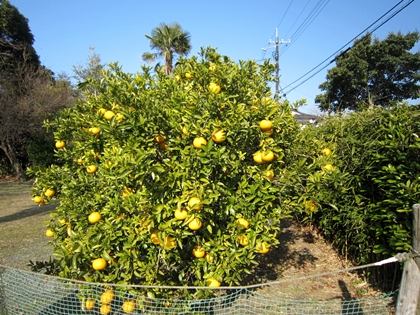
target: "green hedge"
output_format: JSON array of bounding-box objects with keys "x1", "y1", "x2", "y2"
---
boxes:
[{"x1": 292, "y1": 104, "x2": 420, "y2": 266}]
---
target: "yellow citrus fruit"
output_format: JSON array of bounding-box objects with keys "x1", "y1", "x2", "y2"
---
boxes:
[
  {"x1": 103, "y1": 110, "x2": 115, "y2": 120},
  {"x1": 45, "y1": 229, "x2": 55, "y2": 237},
  {"x1": 237, "y1": 234, "x2": 249, "y2": 246},
  {"x1": 163, "y1": 236, "x2": 176, "y2": 249},
  {"x1": 209, "y1": 82, "x2": 221, "y2": 94},
  {"x1": 89, "y1": 127, "x2": 100, "y2": 135},
  {"x1": 188, "y1": 197, "x2": 202, "y2": 210},
  {"x1": 185, "y1": 72, "x2": 193, "y2": 79},
  {"x1": 206, "y1": 277, "x2": 221, "y2": 287},
  {"x1": 265, "y1": 128, "x2": 273, "y2": 135},
  {"x1": 122, "y1": 188, "x2": 132, "y2": 197},
  {"x1": 259, "y1": 119, "x2": 273, "y2": 131},
  {"x1": 265, "y1": 169, "x2": 275, "y2": 180},
  {"x1": 237, "y1": 218, "x2": 249, "y2": 229},
  {"x1": 175, "y1": 74, "x2": 181, "y2": 81},
  {"x1": 305, "y1": 200, "x2": 317, "y2": 211},
  {"x1": 323, "y1": 164, "x2": 334, "y2": 171},
  {"x1": 188, "y1": 218, "x2": 202, "y2": 231},
  {"x1": 115, "y1": 113, "x2": 124, "y2": 121},
  {"x1": 261, "y1": 151, "x2": 274, "y2": 162},
  {"x1": 253, "y1": 151, "x2": 263, "y2": 164},
  {"x1": 193, "y1": 137, "x2": 207, "y2": 149},
  {"x1": 92, "y1": 258, "x2": 107, "y2": 271},
  {"x1": 88, "y1": 211, "x2": 102, "y2": 223},
  {"x1": 205, "y1": 253, "x2": 214, "y2": 263},
  {"x1": 181, "y1": 126, "x2": 188, "y2": 136},
  {"x1": 33, "y1": 195, "x2": 43, "y2": 203},
  {"x1": 86, "y1": 165, "x2": 97, "y2": 174},
  {"x1": 100, "y1": 290, "x2": 114, "y2": 304},
  {"x1": 122, "y1": 300, "x2": 136, "y2": 313},
  {"x1": 44, "y1": 188, "x2": 55, "y2": 197},
  {"x1": 150, "y1": 232, "x2": 160, "y2": 245},
  {"x1": 85, "y1": 299, "x2": 95, "y2": 310},
  {"x1": 174, "y1": 208, "x2": 188, "y2": 220},
  {"x1": 98, "y1": 108, "x2": 106, "y2": 115},
  {"x1": 192, "y1": 246, "x2": 206, "y2": 258},
  {"x1": 100, "y1": 304, "x2": 111, "y2": 314},
  {"x1": 321, "y1": 148, "x2": 332, "y2": 156},
  {"x1": 55, "y1": 140, "x2": 65, "y2": 149},
  {"x1": 211, "y1": 130, "x2": 226, "y2": 143},
  {"x1": 208, "y1": 63, "x2": 216, "y2": 72},
  {"x1": 256, "y1": 241, "x2": 270, "y2": 254},
  {"x1": 155, "y1": 134, "x2": 165, "y2": 143}
]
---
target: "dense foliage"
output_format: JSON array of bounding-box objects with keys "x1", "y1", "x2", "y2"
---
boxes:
[
  {"x1": 294, "y1": 104, "x2": 420, "y2": 266},
  {"x1": 315, "y1": 31, "x2": 420, "y2": 113},
  {"x1": 31, "y1": 48, "x2": 302, "y2": 299}
]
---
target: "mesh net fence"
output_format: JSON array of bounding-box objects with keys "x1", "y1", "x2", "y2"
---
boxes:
[{"x1": 0, "y1": 264, "x2": 394, "y2": 315}]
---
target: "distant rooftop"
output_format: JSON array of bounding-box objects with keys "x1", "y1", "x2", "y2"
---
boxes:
[{"x1": 292, "y1": 111, "x2": 319, "y2": 124}]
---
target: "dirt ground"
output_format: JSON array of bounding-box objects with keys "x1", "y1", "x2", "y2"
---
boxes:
[{"x1": 0, "y1": 177, "x2": 395, "y2": 312}]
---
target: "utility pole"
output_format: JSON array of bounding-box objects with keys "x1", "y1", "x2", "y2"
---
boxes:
[{"x1": 263, "y1": 27, "x2": 290, "y2": 100}]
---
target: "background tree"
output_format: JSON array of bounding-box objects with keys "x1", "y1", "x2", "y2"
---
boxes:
[
  {"x1": 315, "y1": 31, "x2": 420, "y2": 113},
  {"x1": 0, "y1": 0, "x2": 75, "y2": 179},
  {"x1": 73, "y1": 46, "x2": 104, "y2": 96},
  {"x1": 142, "y1": 22, "x2": 191, "y2": 75}
]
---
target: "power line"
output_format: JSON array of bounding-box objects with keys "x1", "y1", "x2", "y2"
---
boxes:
[{"x1": 282, "y1": 0, "x2": 413, "y2": 96}]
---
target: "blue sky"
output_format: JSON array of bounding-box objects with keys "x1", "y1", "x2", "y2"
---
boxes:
[{"x1": 11, "y1": 0, "x2": 420, "y2": 114}]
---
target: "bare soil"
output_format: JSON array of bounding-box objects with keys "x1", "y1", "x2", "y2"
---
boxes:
[{"x1": 0, "y1": 179, "x2": 394, "y2": 310}]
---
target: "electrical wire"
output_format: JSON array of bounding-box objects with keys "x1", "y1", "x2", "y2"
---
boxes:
[{"x1": 282, "y1": 0, "x2": 412, "y2": 95}]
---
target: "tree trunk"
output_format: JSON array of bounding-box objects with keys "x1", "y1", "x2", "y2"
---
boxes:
[{"x1": 0, "y1": 139, "x2": 27, "y2": 181}]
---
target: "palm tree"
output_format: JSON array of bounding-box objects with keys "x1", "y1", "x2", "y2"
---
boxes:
[{"x1": 142, "y1": 22, "x2": 191, "y2": 75}]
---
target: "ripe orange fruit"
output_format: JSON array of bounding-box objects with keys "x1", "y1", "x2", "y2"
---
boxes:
[
  {"x1": 150, "y1": 232, "x2": 160, "y2": 245},
  {"x1": 237, "y1": 234, "x2": 249, "y2": 246},
  {"x1": 259, "y1": 119, "x2": 272, "y2": 131},
  {"x1": 44, "y1": 189, "x2": 55, "y2": 197},
  {"x1": 85, "y1": 299, "x2": 95, "y2": 310},
  {"x1": 86, "y1": 165, "x2": 97, "y2": 174},
  {"x1": 205, "y1": 253, "x2": 214, "y2": 263},
  {"x1": 155, "y1": 134, "x2": 165, "y2": 143},
  {"x1": 323, "y1": 164, "x2": 334, "y2": 171},
  {"x1": 100, "y1": 304, "x2": 111, "y2": 314},
  {"x1": 192, "y1": 246, "x2": 206, "y2": 258},
  {"x1": 163, "y1": 236, "x2": 176, "y2": 249},
  {"x1": 103, "y1": 110, "x2": 115, "y2": 120},
  {"x1": 265, "y1": 169, "x2": 275, "y2": 180},
  {"x1": 253, "y1": 151, "x2": 263, "y2": 164},
  {"x1": 206, "y1": 277, "x2": 221, "y2": 287},
  {"x1": 122, "y1": 300, "x2": 136, "y2": 313},
  {"x1": 185, "y1": 72, "x2": 193, "y2": 79},
  {"x1": 188, "y1": 218, "x2": 202, "y2": 231},
  {"x1": 321, "y1": 148, "x2": 331, "y2": 157},
  {"x1": 88, "y1": 211, "x2": 102, "y2": 224},
  {"x1": 211, "y1": 130, "x2": 226, "y2": 143},
  {"x1": 305, "y1": 200, "x2": 317, "y2": 211},
  {"x1": 256, "y1": 241, "x2": 270, "y2": 254},
  {"x1": 92, "y1": 258, "x2": 107, "y2": 271},
  {"x1": 55, "y1": 140, "x2": 65, "y2": 149},
  {"x1": 33, "y1": 195, "x2": 43, "y2": 203},
  {"x1": 188, "y1": 197, "x2": 202, "y2": 210},
  {"x1": 208, "y1": 82, "x2": 221, "y2": 94},
  {"x1": 174, "y1": 208, "x2": 188, "y2": 220},
  {"x1": 261, "y1": 151, "x2": 274, "y2": 162},
  {"x1": 100, "y1": 290, "x2": 114, "y2": 304},
  {"x1": 45, "y1": 229, "x2": 55, "y2": 237},
  {"x1": 193, "y1": 137, "x2": 207, "y2": 149},
  {"x1": 89, "y1": 127, "x2": 100, "y2": 135},
  {"x1": 237, "y1": 218, "x2": 249, "y2": 229}
]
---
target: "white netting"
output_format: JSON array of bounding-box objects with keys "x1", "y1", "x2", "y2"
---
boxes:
[{"x1": 0, "y1": 264, "x2": 394, "y2": 315}]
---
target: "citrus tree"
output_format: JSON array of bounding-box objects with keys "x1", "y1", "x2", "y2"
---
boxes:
[{"x1": 31, "y1": 47, "x2": 301, "y2": 299}]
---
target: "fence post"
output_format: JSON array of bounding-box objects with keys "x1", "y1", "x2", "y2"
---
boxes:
[{"x1": 414, "y1": 204, "x2": 420, "y2": 315}]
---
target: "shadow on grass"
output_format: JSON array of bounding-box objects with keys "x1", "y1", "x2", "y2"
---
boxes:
[
  {"x1": 241, "y1": 219, "x2": 318, "y2": 286},
  {"x1": 0, "y1": 203, "x2": 57, "y2": 224}
]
